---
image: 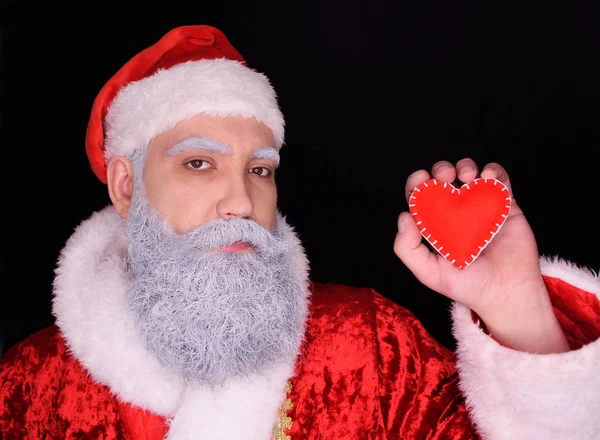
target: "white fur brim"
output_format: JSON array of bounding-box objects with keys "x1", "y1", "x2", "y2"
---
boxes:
[
  {"x1": 166, "y1": 363, "x2": 294, "y2": 440},
  {"x1": 452, "y1": 255, "x2": 600, "y2": 440},
  {"x1": 52, "y1": 205, "x2": 308, "y2": 439},
  {"x1": 104, "y1": 58, "x2": 285, "y2": 160}
]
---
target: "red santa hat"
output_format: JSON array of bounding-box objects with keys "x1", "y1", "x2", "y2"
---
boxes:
[{"x1": 85, "y1": 25, "x2": 285, "y2": 184}]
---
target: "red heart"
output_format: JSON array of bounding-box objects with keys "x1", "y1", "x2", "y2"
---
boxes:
[{"x1": 408, "y1": 178, "x2": 511, "y2": 270}]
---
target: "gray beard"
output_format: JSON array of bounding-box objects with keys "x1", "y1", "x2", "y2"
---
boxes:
[{"x1": 125, "y1": 150, "x2": 310, "y2": 387}]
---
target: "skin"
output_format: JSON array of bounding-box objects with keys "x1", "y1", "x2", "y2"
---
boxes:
[
  {"x1": 107, "y1": 114, "x2": 570, "y2": 355},
  {"x1": 107, "y1": 114, "x2": 279, "y2": 234},
  {"x1": 394, "y1": 158, "x2": 570, "y2": 353}
]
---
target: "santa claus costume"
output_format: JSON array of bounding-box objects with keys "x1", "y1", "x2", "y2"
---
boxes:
[{"x1": 1, "y1": 25, "x2": 599, "y2": 440}]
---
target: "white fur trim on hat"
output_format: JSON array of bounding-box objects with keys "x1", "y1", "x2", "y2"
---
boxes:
[{"x1": 104, "y1": 58, "x2": 285, "y2": 160}]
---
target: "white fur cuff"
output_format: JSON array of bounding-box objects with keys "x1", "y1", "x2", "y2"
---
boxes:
[{"x1": 452, "y1": 256, "x2": 600, "y2": 440}]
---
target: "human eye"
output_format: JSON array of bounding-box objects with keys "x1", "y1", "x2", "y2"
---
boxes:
[
  {"x1": 186, "y1": 159, "x2": 212, "y2": 170},
  {"x1": 249, "y1": 166, "x2": 273, "y2": 178}
]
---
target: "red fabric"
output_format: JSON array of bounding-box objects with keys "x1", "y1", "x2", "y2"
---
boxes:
[
  {"x1": 116, "y1": 401, "x2": 168, "y2": 440},
  {"x1": 85, "y1": 25, "x2": 246, "y2": 184},
  {"x1": 0, "y1": 326, "x2": 128, "y2": 439},
  {"x1": 2, "y1": 278, "x2": 598, "y2": 439},
  {"x1": 544, "y1": 275, "x2": 600, "y2": 349},
  {"x1": 286, "y1": 282, "x2": 476, "y2": 439},
  {"x1": 409, "y1": 178, "x2": 511, "y2": 269}
]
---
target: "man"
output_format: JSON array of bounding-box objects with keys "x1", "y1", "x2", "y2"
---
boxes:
[{"x1": 0, "y1": 24, "x2": 598, "y2": 440}]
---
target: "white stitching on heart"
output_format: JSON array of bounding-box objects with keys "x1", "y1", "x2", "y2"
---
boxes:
[{"x1": 408, "y1": 177, "x2": 511, "y2": 270}]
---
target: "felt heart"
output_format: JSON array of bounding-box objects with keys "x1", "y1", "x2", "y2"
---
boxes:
[{"x1": 408, "y1": 178, "x2": 511, "y2": 270}]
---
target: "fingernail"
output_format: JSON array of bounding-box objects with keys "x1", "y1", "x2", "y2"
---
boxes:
[
  {"x1": 480, "y1": 169, "x2": 492, "y2": 178},
  {"x1": 433, "y1": 162, "x2": 450, "y2": 173},
  {"x1": 459, "y1": 165, "x2": 474, "y2": 173},
  {"x1": 398, "y1": 214, "x2": 407, "y2": 234}
]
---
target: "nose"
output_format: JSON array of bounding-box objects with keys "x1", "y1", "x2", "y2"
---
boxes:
[{"x1": 216, "y1": 174, "x2": 254, "y2": 220}]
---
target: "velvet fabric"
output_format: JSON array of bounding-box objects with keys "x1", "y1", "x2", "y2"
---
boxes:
[
  {"x1": 1, "y1": 277, "x2": 598, "y2": 439},
  {"x1": 286, "y1": 282, "x2": 476, "y2": 439},
  {"x1": 0, "y1": 325, "x2": 127, "y2": 438}
]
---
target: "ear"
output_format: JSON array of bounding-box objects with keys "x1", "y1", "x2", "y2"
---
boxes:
[{"x1": 106, "y1": 156, "x2": 135, "y2": 219}]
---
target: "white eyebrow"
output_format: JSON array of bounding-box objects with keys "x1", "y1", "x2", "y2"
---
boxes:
[
  {"x1": 252, "y1": 147, "x2": 280, "y2": 167},
  {"x1": 167, "y1": 136, "x2": 231, "y2": 157}
]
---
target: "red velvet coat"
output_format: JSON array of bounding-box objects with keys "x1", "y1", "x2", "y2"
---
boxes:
[
  {"x1": 2, "y1": 276, "x2": 599, "y2": 440},
  {"x1": 2, "y1": 207, "x2": 600, "y2": 439}
]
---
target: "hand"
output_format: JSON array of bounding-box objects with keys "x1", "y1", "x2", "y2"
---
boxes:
[{"x1": 394, "y1": 158, "x2": 570, "y2": 353}]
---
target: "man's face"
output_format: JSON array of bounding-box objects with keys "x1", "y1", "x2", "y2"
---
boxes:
[
  {"x1": 121, "y1": 113, "x2": 309, "y2": 386},
  {"x1": 143, "y1": 114, "x2": 279, "y2": 234}
]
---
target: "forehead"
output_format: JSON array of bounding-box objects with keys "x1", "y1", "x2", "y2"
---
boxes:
[{"x1": 150, "y1": 114, "x2": 276, "y2": 155}]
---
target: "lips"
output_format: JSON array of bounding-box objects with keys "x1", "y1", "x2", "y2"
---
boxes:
[{"x1": 219, "y1": 241, "x2": 252, "y2": 252}]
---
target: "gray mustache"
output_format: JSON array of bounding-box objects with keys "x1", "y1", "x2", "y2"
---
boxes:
[
  {"x1": 129, "y1": 213, "x2": 290, "y2": 259},
  {"x1": 179, "y1": 218, "x2": 289, "y2": 255}
]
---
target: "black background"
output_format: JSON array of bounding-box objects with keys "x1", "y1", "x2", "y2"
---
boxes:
[{"x1": 1, "y1": 1, "x2": 599, "y2": 356}]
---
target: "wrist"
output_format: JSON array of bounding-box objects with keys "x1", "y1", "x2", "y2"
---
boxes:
[{"x1": 475, "y1": 281, "x2": 571, "y2": 353}]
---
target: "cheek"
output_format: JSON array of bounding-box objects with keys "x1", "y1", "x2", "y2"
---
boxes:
[
  {"x1": 252, "y1": 186, "x2": 278, "y2": 229},
  {"x1": 141, "y1": 155, "x2": 214, "y2": 233},
  {"x1": 146, "y1": 178, "x2": 215, "y2": 233}
]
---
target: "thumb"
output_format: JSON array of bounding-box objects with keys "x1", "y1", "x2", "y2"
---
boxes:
[
  {"x1": 394, "y1": 212, "x2": 423, "y2": 254},
  {"x1": 393, "y1": 212, "x2": 441, "y2": 291}
]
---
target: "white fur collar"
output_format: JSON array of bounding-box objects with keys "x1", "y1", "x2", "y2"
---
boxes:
[{"x1": 52, "y1": 205, "x2": 307, "y2": 439}]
